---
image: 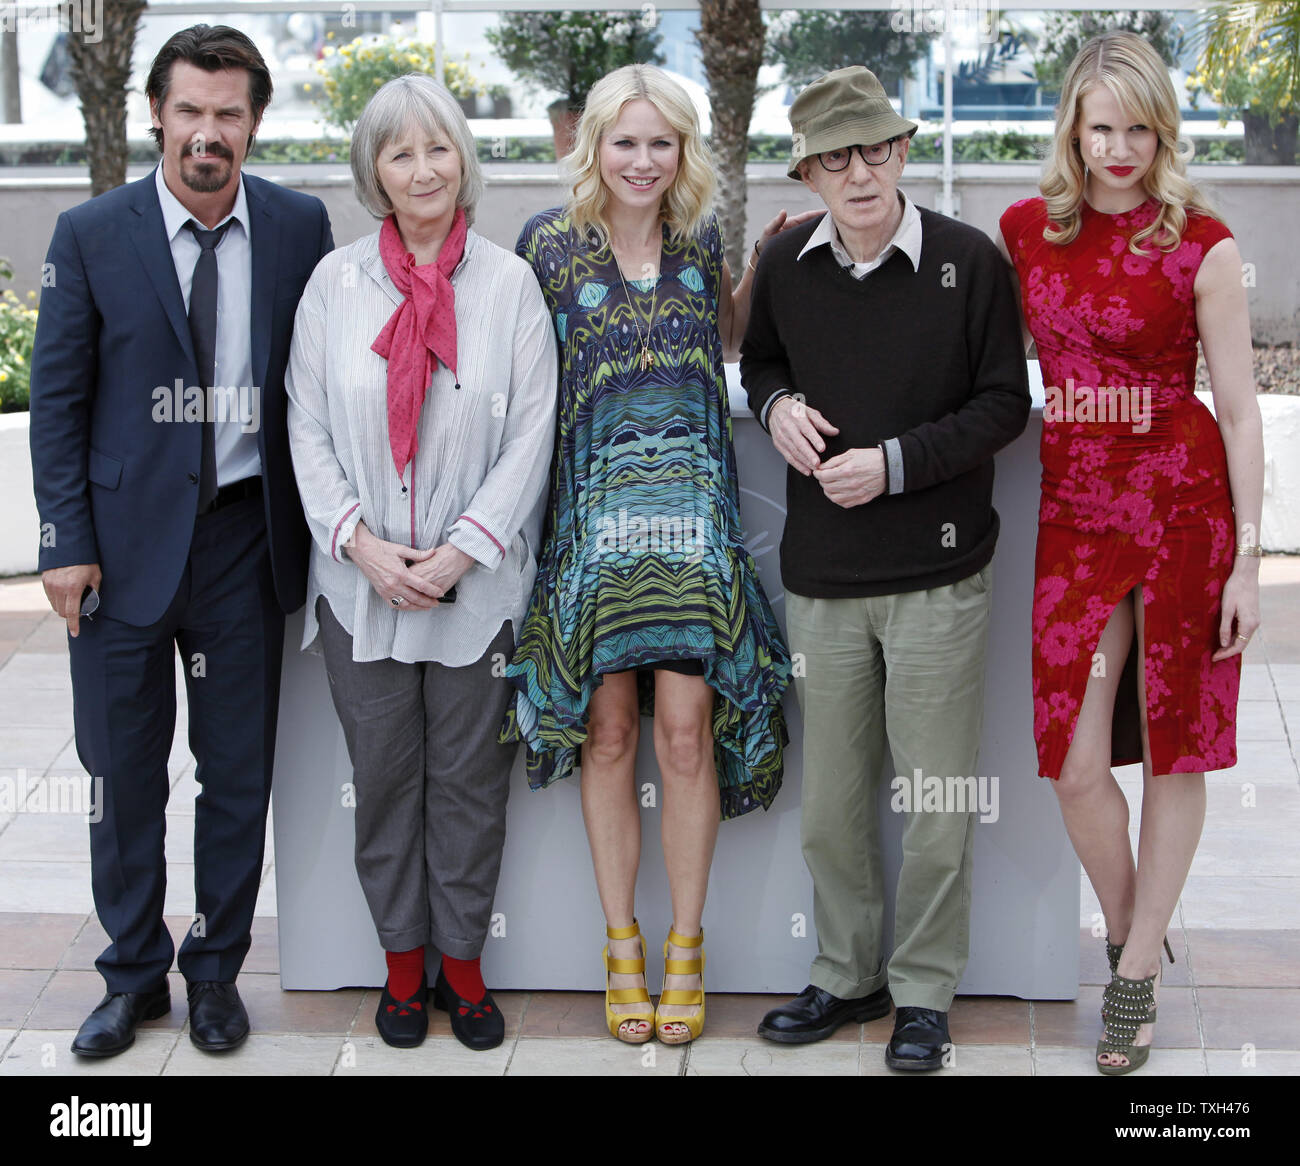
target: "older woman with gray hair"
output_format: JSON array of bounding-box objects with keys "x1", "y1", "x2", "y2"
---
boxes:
[{"x1": 285, "y1": 74, "x2": 557, "y2": 1051}]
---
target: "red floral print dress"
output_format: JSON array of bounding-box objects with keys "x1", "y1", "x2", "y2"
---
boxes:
[{"x1": 1000, "y1": 195, "x2": 1241, "y2": 779}]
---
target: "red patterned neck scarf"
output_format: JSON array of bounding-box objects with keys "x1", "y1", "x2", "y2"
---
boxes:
[{"x1": 371, "y1": 208, "x2": 467, "y2": 478}]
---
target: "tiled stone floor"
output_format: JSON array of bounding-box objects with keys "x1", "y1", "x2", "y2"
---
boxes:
[{"x1": 2, "y1": 559, "x2": 1298, "y2": 1076}]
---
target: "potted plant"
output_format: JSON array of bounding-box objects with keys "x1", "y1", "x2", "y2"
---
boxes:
[
  {"x1": 487, "y1": 83, "x2": 512, "y2": 121},
  {"x1": 763, "y1": 8, "x2": 937, "y2": 91},
  {"x1": 486, "y1": 11, "x2": 664, "y2": 157},
  {"x1": 1189, "y1": 1, "x2": 1300, "y2": 165},
  {"x1": 1032, "y1": 9, "x2": 1183, "y2": 102},
  {"x1": 316, "y1": 32, "x2": 483, "y2": 134}
]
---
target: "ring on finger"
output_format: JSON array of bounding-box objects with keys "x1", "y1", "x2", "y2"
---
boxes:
[{"x1": 391, "y1": 596, "x2": 403, "y2": 608}]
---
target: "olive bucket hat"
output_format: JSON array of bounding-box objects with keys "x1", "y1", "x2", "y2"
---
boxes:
[{"x1": 787, "y1": 65, "x2": 919, "y2": 180}]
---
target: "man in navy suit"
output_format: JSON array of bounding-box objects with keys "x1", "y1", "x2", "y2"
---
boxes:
[{"x1": 29, "y1": 24, "x2": 333, "y2": 1056}]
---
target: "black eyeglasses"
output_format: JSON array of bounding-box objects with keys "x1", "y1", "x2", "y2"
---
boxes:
[{"x1": 818, "y1": 139, "x2": 898, "y2": 171}]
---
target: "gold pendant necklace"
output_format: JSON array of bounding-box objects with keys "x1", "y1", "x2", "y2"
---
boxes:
[{"x1": 613, "y1": 246, "x2": 659, "y2": 371}]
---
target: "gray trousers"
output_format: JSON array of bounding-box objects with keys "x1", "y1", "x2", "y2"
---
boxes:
[{"x1": 316, "y1": 599, "x2": 518, "y2": 959}]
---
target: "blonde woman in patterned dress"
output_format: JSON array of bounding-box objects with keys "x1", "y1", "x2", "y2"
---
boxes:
[{"x1": 503, "y1": 65, "x2": 813, "y2": 1044}]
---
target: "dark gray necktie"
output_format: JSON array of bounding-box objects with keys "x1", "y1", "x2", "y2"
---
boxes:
[{"x1": 185, "y1": 219, "x2": 233, "y2": 513}]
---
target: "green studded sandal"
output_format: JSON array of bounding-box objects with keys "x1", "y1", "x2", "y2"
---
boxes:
[
  {"x1": 1096, "y1": 972, "x2": 1158, "y2": 1075},
  {"x1": 1103, "y1": 934, "x2": 1174, "y2": 996}
]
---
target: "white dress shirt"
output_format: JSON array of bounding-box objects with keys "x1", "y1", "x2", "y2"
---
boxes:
[
  {"x1": 797, "y1": 188, "x2": 923, "y2": 279},
  {"x1": 154, "y1": 163, "x2": 261, "y2": 487}
]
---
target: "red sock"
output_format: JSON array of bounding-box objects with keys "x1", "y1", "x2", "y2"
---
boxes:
[
  {"x1": 442, "y1": 955, "x2": 486, "y2": 1004},
  {"x1": 385, "y1": 947, "x2": 425, "y2": 1003}
]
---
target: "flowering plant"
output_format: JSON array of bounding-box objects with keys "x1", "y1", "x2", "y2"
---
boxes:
[
  {"x1": 1187, "y1": 34, "x2": 1296, "y2": 125},
  {"x1": 764, "y1": 9, "x2": 936, "y2": 91},
  {"x1": 0, "y1": 259, "x2": 36, "y2": 412},
  {"x1": 485, "y1": 12, "x2": 663, "y2": 108},
  {"x1": 1187, "y1": 2, "x2": 1300, "y2": 163},
  {"x1": 315, "y1": 32, "x2": 483, "y2": 133}
]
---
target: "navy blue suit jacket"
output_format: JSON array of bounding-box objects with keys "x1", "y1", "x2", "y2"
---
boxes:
[{"x1": 29, "y1": 168, "x2": 334, "y2": 625}]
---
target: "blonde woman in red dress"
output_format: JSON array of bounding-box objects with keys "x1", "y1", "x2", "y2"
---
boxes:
[{"x1": 998, "y1": 31, "x2": 1263, "y2": 1074}]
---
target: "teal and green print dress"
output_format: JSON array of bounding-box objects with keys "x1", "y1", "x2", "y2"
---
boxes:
[{"x1": 500, "y1": 207, "x2": 790, "y2": 820}]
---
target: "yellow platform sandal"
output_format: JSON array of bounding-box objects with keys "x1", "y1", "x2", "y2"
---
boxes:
[
  {"x1": 656, "y1": 927, "x2": 705, "y2": 1045},
  {"x1": 604, "y1": 920, "x2": 655, "y2": 1044}
]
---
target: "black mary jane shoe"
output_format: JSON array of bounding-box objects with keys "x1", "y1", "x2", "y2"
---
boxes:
[
  {"x1": 885, "y1": 1005, "x2": 951, "y2": 1071},
  {"x1": 187, "y1": 981, "x2": 250, "y2": 1052},
  {"x1": 376, "y1": 971, "x2": 429, "y2": 1049},
  {"x1": 757, "y1": 983, "x2": 892, "y2": 1044},
  {"x1": 71, "y1": 982, "x2": 171, "y2": 1058},
  {"x1": 432, "y1": 966, "x2": 505, "y2": 1051}
]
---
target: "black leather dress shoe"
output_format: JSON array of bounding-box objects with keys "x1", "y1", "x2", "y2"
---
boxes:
[
  {"x1": 432, "y1": 966, "x2": 505, "y2": 1051},
  {"x1": 885, "y1": 1006, "x2": 951, "y2": 1071},
  {"x1": 187, "y1": 981, "x2": 250, "y2": 1051},
  {"x1": 375, "y1": 971, "x2": 429, "y2": 1049},
  {"x1": 71, "y1": 983, "x2": 171, "y2": 1058},
  {"x1": 758, "y1": 984, "x2": 892, "y2": 1044}
]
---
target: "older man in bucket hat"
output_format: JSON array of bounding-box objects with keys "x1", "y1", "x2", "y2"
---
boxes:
[{"x1": 741, "y1": 66, "x2": 1029, "y2": 1069}]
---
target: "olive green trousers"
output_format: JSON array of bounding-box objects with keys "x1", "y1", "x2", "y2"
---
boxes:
[{"x1": 786, "y1": 564, "x2": 993, "y2": 1012}]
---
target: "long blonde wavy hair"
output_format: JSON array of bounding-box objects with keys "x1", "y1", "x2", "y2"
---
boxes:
[
  {"x1": 1041, "y1": 31, "x2": 1217, "y2": 255},
  {"x1": 565, "y1": 64, "x2": 716, "y2": 247}
]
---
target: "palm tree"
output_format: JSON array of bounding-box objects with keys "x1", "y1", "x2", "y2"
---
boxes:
[
  {"x1": 1193, "y1": 1, "x2": 1300, "y2": 164},
  {"x1": 697, "y1": 0, "x2": 764, "y2": 275},
  {"x1": 67, "y1": 0, "x2": 146, "y2": 196}
]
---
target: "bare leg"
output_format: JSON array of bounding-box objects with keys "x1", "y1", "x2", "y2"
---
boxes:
[
  {"x1": 1051, "y1": 591, "x2": 1140, "y2": 945},
  {"x1": 580, "y1": 670, "x2": 648, "y2": 1039},
  {"x1": 652, "y1": 670, "x2": 718, "y2": 1036},
  {"x1": 1105, "y1": 591, "x2": 1206, "y2": 1068}
]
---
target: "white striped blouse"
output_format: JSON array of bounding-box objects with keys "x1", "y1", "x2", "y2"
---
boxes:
[{"x1": 285, "y1": 226, "x2": 559, "y2": 666}]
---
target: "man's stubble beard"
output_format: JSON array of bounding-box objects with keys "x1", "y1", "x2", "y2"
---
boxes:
[
  {"x1": 180, "y1": 152, "x2": 236, "y2": 194},
  {"x1": 156, "y1": 130, "x2": 241, "y2": 194}
]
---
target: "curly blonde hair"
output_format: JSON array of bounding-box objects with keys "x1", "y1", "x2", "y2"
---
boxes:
[
  {"x1": 565, "y1": 64, "x2": 715, "y2": 246},
  {"x1": 1041, "y1": 31, "x2": 1217, "y2": 255}
]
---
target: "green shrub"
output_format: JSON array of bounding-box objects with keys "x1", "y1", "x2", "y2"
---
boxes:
[
  {"x1": 0, "y1": 130, "x2": 1248, "y2": 171},
  {"x1": 744, "y1": 131, "x2": 1243, "y2": 165}
]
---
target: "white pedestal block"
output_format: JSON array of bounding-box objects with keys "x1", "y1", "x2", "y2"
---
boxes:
[{"x1": 272, "y1": 369, "x2": 1080, "y2": 998}]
